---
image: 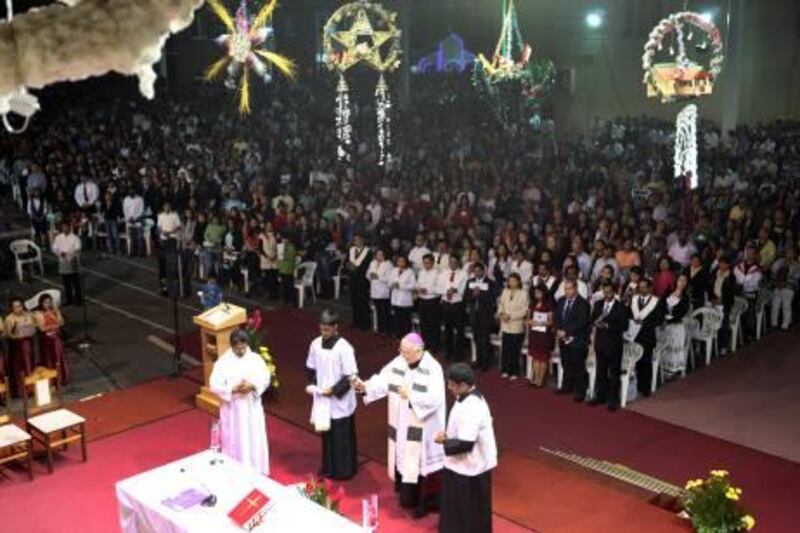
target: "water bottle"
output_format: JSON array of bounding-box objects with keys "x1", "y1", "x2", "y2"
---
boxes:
[
  {"x1": 362, "y1": 494, "x2": 379, "y2": 532},
  {"x1": 210, "y1": 419, "x2": 221, "y2": 456}
]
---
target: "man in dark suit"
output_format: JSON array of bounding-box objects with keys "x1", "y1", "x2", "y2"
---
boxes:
[
  {"x1": 465, "y1": 262, "x2": 500, "y2": 372},
  {"x1": 554, "y1": 280, "x2": 592, "y2": 402},
  {"x1": 590, "y1": 281, "x2": 628, "y2": 411}
]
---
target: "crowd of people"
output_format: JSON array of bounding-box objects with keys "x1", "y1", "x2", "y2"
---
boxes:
[{"x1": 2, "y1": 74, "x2": 800, "y2": 412}]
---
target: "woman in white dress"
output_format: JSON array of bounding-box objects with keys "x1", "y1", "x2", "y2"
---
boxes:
[{"x1": 661, "y1": 273, "x2": 691, "y2": 376}]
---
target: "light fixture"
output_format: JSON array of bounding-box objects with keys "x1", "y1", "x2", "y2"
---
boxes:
[
  {"x1": 585, "y1": 11, "x2": 603, "y2": 29},
  {"x1": 700, "y1": 11, "x2": 714, "y2": 23}
]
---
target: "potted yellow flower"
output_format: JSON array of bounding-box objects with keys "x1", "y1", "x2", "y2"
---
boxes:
[{"x1": 682, "y1": 470, "x2": 755, "y2": 532}]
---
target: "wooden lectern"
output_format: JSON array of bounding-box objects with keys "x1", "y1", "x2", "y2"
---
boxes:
[{"x1": 193, "y1": 302, "x2": 247, "y2": 415}]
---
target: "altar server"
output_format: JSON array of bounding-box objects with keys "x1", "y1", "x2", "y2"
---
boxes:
[
  {"x1": 305, "y1": 310, "x2": 359, "y2": 480},
  {"x1": 354, "y1": 333, "x2": 446, "y2": 518},
  {"x1": 210, "y1": 328, "x2": 271, "y2": 475},
  {"x1": 436, "y1": 363, "x2": 497, "y2": 533}
]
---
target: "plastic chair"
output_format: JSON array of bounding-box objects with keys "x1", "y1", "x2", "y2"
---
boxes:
[
  {"x1": 369, "y1": 302, "x2": 379, "y2": 332},
  {"x1": 549, "y1": 343, "x2": 564, "y2": 390},
  {"x1": 24, "y1": 289, "x2": 61, "y2": 311},
  {"x1": 620, "y1": 341, "x2": 644, "y2": 408},
  {"x1": 729, "y1": 297, "x2": 749, "y2": 352},
  {"x1": 9, "y1": 239, "x2": 44, "y2": 282},
  {"x1": 755, "y1": 289, "x2": 771, "y2": 340},
  {"x1": 682, "y1": 317, "x2": 699, "y2": 373},
  {"x1": 651, "y1": 342, "x2": 668, "y2": 394},
  {"x1": 294, "y1": 261, "x2": 318, "y2": 308},
  {"x1": 690, "y1": 307, "x2": 722, "y2": 366},
  {"x1": 332, "y1": 253, "x2": 347, "y2": 300},
  {"x1": 0, "y1": 377, "x2": 34, "y2": 481}
]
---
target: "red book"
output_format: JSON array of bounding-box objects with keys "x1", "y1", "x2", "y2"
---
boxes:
[{"x1": 228, "y1": 489, "x2": 270, "y2": 530}]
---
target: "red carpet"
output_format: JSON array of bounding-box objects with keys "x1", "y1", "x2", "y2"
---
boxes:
[
  {"x1": 0, "y1": 409, "x2": 527, "y2": 533},
  {"x1": 171, "y1": 306, "x2": 800, "y2": 531}
]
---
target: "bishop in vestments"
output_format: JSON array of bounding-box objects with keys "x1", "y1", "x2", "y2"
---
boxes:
[
  {"x1": 354, "y1": 333, "x2": 446, "y2": 518},
  {"x1": 305, "y1": 310, "x2": 359, "y2": 480},
  {"x1": 210, "y1": 328, "x2": 271, "y2": 475}
]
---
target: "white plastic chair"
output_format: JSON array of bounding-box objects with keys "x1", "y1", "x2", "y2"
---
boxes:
[
  {"x1": 651, "y1": 342, "x2": 668, "y2": 394},
  {"x1": 729, "y1": 296, "x2": 749, "y2": 352},
  {"x1": 411, "y1": 313, "x2": 421, "y2": 332},
  {"x1": 294, "y1": 261, "x2": 318, "y2": 308},
  {"x1": 118, "y1": 223, "x2": 131, "y2": 255},
  {"x1": 24, "y1": 289, "x2": 61, "y2": 311},
  {"x1": 755, "y1": 289, "x2": 771, "y2": 340},
  {"x1": 682, "y1": 317, "x2": 699, "y2": 373},
  {"x1": 620, "y1": 341, "x2": 644, "y2": 408},
  {"x1": 549, "y1": 343, "x2": 564, "y2": 390},
  {"x1": 9, "y1": 239, "x2": 44, "y2": 282},
  {"x1": 585, "y1": 356, "x2": 597, "y2": 401},
  {"x1": 690, "y1": 307, "x2": 722, "y2": 366},
  {"x1": 369, "y1": 302, "x2": 379, "y2": 332},
  {"x1": 464, "y1": 327, "x2": 476, "y2": 363},
  {"x1": 332, "y1": 253, "x2": 347, "y2": 300}
]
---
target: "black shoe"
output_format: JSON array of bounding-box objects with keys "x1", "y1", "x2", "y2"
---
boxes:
[
  {"x1": 412, "y1": 508, "x2": 428, "y2": 520},
  {"x1": 555, "y1": 388, "x2": 572, "y2": 395},
  {"x1": 589, "y1": 398, "x2": 605, "y2": 406},
  {"x1": 573, "y1": 394, "x2": 586, "y2": 403},
  {"x1": 607, "y1": 403, "x2": 619, "y2": 412}
]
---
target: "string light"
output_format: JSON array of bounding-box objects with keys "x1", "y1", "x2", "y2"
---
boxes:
[
  {"x1": 674, "y1": 103, "x2": 698, "y2": 189},
  {"x1": 375, "y1": 74, "x2": 392, "y2": 167},
  {"x1": 335, "y1": 75, "x2": 352, "y2": 162}
]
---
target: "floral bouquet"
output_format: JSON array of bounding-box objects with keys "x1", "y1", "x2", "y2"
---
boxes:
[
  {"x1": 682, "y1": 470, "x2": 755, "y2": 532},
  {"x1": 246, "y1": 308, "x2": 279, "y2": 390},
  {"x1": 298, "y1": 475, "x2": 345, "y2": 515}
]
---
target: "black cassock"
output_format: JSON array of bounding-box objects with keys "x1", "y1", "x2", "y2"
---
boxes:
[
  {"x1": 439, "y1": 468, "x2": 492, "y2": 533},
  {"x1": 307, "y1": 335, "x2": 358, "y2": 480}
]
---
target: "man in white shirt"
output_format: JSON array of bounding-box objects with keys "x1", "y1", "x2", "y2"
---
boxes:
[
  {"x1": 570, "y1": 236, "x2": 592, "y2": 281},
  {"x1": 348, "y1": 234, "x2": 372, "y2": 330},
  {"x1": 366, "y1": 249, "x2": 392, "y2": 334},
  {"x1": 433, "y1": 240, "x2": 450, "y2": 272},
  {"x1": 122, "y1": 188, "x2": 145, "y2": 256},
  {"x1": 416, "y1": 254, "x2": 441, "y2": 352},
  {"x1": 389, "y1": 256, "x2": 416, "y2": 337},
  {"x1": 554, "y1": 265, "x2": 589, "y2": 300},
  {"x1": 74, "y1": 177, "x2": 100, "y2": 240},
  {"x1": 667, "y1": 229, "x2": 697, "y2": 268},
  {"x1": 156, "y1": 201, "x2": 182, "y2": 296},
  {"x1": 437, "y1": 256, "x2": 468, "y2": 361},
  {"x1": 408, "y1": 234, "x2": 431, "y2": 273},
  {"x1": 73, "y1": 176, "x2": 100, "y2": 211},
  {"x1": 305, "y1": 310, "x2": 359, "y2": 479},
  {"x1": 510, "y1": 249, "x2": 533, "y2": 290},
  {"x1": 51, "y1": 222, "x2": 82, "y2": 306},
  {"x1": 436, "y1": 363, "x2": 497, "y2": 533}
]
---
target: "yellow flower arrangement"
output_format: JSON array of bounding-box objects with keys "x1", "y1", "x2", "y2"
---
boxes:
[
  {"x1": 258, "y1": 346, "x2": 280, "y2": 390},
  {"x1": 682, "y1": 470, "x2": 753, "y2": 532}
]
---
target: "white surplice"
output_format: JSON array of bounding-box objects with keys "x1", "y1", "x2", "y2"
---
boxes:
[
  {"x1": 363, "y1": 352, "x2": 446, "y2": 481},
  {"x1": 306, "y1": 336, "x2": 359, "y2": 431},
  {"x1": 210, "y1": 348, "x2": 271, "y2": 475}
]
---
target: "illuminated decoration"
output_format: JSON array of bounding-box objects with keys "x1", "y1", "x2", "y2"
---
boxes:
[
  {"x1": 473, "y1": 0, "x2": 555, "y2": 125},
  {"x1": 322, "y1": 0, "x2": 401, "y2": 165},
  {"x1": 643, "y1": 11, "x2": 724, "y2": 103},
  {"x1": 335, "y1": 76, "x2": 352, "y2": 163},
  {"x1": 674, "y1": 103, "x2": 698, "y2": 189},
  {"x1": 375, "y1": 75, "x2": 392, "y2": 166},
  {"x1": 1, "y1": 0, "x2": 203, "y2": 134},
  {"x1": 416, "y1": 33, "x2": 476, "y2": 74},
  {"x1": 204, "y1": 0, "x2": 295, "y2": 114},
  {"x1": 323, "y1": 0, "x2": 401, "y2": 74}
]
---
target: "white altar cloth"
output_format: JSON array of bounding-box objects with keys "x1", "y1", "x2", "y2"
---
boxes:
[{"x1": 115, "y1": 450, "x2": 362, "y2": 533}]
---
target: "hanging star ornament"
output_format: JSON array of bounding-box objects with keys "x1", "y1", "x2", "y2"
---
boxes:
[
  {"x1": 205, "y1": 0, "x2": 295, "y2": 113},
  {"x1": 323, "y1": 1, "x2": 401, "y2": 74}
]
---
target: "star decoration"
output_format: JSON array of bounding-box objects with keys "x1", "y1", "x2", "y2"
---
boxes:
[
  {"x1": 204, "y1": 0, "x2": 295, "y2": 113},
  {"x1": 324, "y1": 1, "x2": 401, "y2": 74}
]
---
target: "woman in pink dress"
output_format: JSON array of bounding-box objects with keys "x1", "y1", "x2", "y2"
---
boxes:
[
  {"x1": 527, "y1": 284, "x2": 555, "y2": 388},
  {"x1": 35, "y1": 293, "x2": 68, "y2": 385}
]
